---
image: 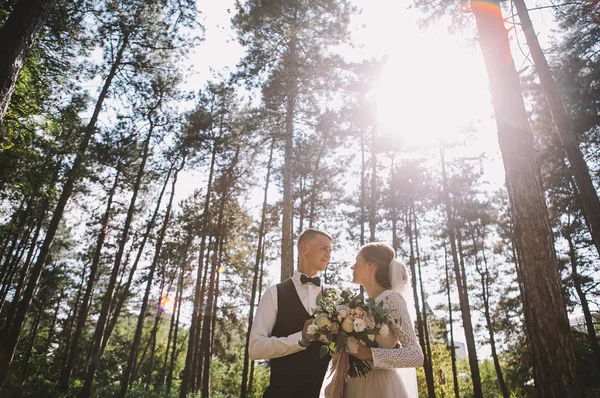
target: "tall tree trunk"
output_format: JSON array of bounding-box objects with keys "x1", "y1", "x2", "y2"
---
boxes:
[
  {"x1": 56, "y1": 264, "x2": 85, "y2": 370},
  {"x1": 0, "y1": 209, "x2": 41, "y2": 317},
  {"x1": 58, "y1": 163, "x2": 121, "y2": 391},
  {"x1": 166, "y1": 238, "x2": 190, "y2": 394},
  {"x1": 412, "y1": 206, "x2": 435, "y2": 398},
  {"x1": 0, "y1": 197, "x2": 27, "y2": 263},
  {"x1": 193, "y1": 241, "x2": 213, "y2": 392},
  {"x1": 444, "y1": 243, "x2": 460, "y2": 398},
  {"x1": 101, "y1": 162, "x2": 173, "y2": 355},
  {"x1": 281, "y1": 29, "x2": 298, "y2": 281},
  {"x1": 470, "y1": 3, "x2": 580, "y2": 396},
  {"x1": 241, "y1": 137, "x2": 274, "y2": 397},
  {"x1": 0, "y1": 32, "x2": 129, "y2": 386},
  {"x1": 249, "y1": 233, "x2": 268, "y2": 396},
  {"x1": 440, "y1": 146, "x2": 483, "y2": 398},
  {"x1": 20, "y1": 287, "x2": 47, "y2": 382},
  {"x1": 179, "y1": 140, "x2": 218, "y2": 398},
  {"x1": 0, "y1": 0, "x2": 57, "y2": 123},
  {"x1": 406, "y1": 208, "x2": 434, "y2": 397},
  {"x1": 514, "y1": 0, "x2": 600, "y2": 258},
  {"x1": 42, "y1": 288, "x2": 62, "y2": 356},
  {"x1": 80, "y1": 102, "x2": 155, "y2": 398},
  {"x1": 0, "y1": 198, "x2": 33, "y2": 288},
  {"x1": 201, "y1": 153, "x2": 238, "y2": 398},
  {"x1": 369, "y1": 137, "x2": 377, "y2": 242},
  {"x1": 475, "y1": 226, "x2": 510, "y2": 398},
  {"x1": 563, "y1": 224, "x2": 600, "y2": 372},
  {"x1": 119, "y1": 160, "x2": 181, "y2": 397},
  {"x1": 308, "y1": 131, "x2": 329, "y2": 227},
  {"x1": 0, "y1": 164, "x2": 58, "y2": 319}
]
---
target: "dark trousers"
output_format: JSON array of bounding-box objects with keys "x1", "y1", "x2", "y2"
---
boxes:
[{"x1": 262, "y1": 380, "x2": 323, "y2": 398}]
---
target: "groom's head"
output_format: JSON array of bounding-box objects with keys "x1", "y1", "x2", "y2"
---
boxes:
[{"x1": 297, "y1": 228, "x2": 333, "y2": 276}]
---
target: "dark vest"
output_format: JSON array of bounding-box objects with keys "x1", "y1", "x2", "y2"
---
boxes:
[{"x1": 267, "y1": 278, "x2": 331, "y2": 392}]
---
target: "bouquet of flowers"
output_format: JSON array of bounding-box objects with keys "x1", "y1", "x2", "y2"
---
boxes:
[{"x1": 306, "y1": 288, "x2": 391, "y2": 395}]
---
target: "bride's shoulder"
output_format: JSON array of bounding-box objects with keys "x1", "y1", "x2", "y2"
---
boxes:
[{"x1": 378, "y1": 290, "x2": 403, "y2": 304}]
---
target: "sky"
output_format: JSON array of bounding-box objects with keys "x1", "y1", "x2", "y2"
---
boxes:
[{"x1": 171, "y1": 0, "x2": 562, "y2": 356}]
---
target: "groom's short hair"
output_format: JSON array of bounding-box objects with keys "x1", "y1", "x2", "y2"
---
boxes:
[{"x1": 297, "y1": 228, "x2": 333, "y2": 247}]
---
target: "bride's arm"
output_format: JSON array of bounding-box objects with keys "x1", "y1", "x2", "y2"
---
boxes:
[{"x1": 370, "y1": 292, "x2": 424, "y2": 368}]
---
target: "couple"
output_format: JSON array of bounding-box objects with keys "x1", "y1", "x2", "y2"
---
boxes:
[{"x1": 248, "y1": 228, "x2": 424, "y2": 398}]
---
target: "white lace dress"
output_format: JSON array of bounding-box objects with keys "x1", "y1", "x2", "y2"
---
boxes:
[{"x1": 344, "y1": 290, "x2": 424, "y2": 398}]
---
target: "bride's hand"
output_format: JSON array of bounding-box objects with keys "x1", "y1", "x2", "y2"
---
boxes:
[{"x1": 348, "y1": 342, "x2": 373, "y2": 361}]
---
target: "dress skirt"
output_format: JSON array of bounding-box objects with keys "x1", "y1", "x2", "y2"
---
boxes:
[{"x1": 345, "y1": 367, "x2": 408, "y2": 398}]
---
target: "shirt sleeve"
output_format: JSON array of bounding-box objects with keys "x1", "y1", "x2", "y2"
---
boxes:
[
  {"x1": 248, "y1": 284, "x2": 306, "y2": 360},
  {"x1": 371, "y1": 291, "x2": 425, "y2": 368}
]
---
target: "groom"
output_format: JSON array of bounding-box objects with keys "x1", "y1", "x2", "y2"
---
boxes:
[{"x1": 249, "y1": 228, "x2": 333, "y2": 398}]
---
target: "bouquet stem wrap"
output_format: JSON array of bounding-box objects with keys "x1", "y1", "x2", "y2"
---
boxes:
[{"x1": 328, "y1": 349, "x2": 349, "y2": 398}]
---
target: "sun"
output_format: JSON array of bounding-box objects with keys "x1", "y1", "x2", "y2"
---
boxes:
[{"x1": 371, "y1": 24, "x2": 492, "y2": 147}]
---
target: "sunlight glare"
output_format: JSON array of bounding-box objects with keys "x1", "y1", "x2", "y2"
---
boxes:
[{"x1": 372, "y1": 26, "x2": 491, "y2": 147}]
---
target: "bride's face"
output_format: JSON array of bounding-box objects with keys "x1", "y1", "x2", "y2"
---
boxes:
[{"x1": 351, "y1": 253, "x2": 371, "y2": 285}]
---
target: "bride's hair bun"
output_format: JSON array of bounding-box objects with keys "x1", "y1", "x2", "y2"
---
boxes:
[{"x1": 359, "y1": 242, "x2": 395, "y2": 289}]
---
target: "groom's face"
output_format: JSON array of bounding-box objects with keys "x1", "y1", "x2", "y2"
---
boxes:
[{"x1": 302, "y1": 235, "x2": 332, "y2": 272}]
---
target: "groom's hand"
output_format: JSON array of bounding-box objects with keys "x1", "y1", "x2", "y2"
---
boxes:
[{"x1": 301, "y1": 319, "x2": 313, "y2": 340}]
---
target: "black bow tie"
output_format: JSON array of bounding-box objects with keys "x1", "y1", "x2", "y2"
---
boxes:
[{"x1": 300, "y1": 275, "x2": 321, "y2": 287}]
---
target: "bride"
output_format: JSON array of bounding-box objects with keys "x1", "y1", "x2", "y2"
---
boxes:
[{"x1": 324, "y1": 242, "x2": 424, "y2": 398}]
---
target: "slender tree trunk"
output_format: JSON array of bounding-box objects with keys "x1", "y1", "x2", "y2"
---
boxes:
[
  {"x1": 42, "y1": 289, "x2": 62, "y2": 356},
  {"x1": 563, "y1": 225, "x2": 600, "y2": 372},
  {"x1": 369, "y1": 137, "x2": 377, "y2": 242},
  {"x1": 471, "y1": 3, "x2": 580, "y2": 396},
  {"x1": 281, "y1": 29, "x2": 298, "y2": 281},
  {"x1": 179, "y1": 140, "x2": 218, "y2": 398},
  {"x1": 514, "y1": 0, "x2": 600, "y2": 258},
  {"x1": 0, "y1": 212, "x2": 41, "y2": 318},
  {"x1": 58, "y1": 163, "x2": 121, "y2": 391},
  {"x1": 476, "y1": 226, "x2": 510, "y2": 398},
  {"x1": 0, "y1": 164, "x2": 57, "y2": 320},
  {"x1": 0, "y1": 199, "x2": 33, "y2": 287},
  {"x1": 56, "y1": 264, "x2": 85, "y2": 370},
  {"x1": 440, "y1": 146, "x2": 483, "y2": 398},
  {"x1": 241, "y1": 137, "x2": 274, "y2": 397},
  {"x1": 390, "y1": 157, "x2": 399, "y2": 252},
  {"x1": 201, "y1": 153, "x2": 237, "y2": 398},
  {"x1": 308, "y1": 132, "x2": 329, "y2": 227},
  {"x1": 166, "y1": 239, "x2": 189, "y2": 394},
  {"x1": 0, "y1": 33, "x2": 129, "y2": 386},
  {"x1": 444, "y1": 243, "x2": 460, "y2": 398},
  {"x1": 358, "y1": 135, "x2": 367, "y2": 298},
  {"x1": 0, "y1": 198, "x2": 27, "y2": 263},
  {"x1": 0, "y1": 0, "x2": 57, "y2": 123},
  {"x1": 406, "y1": 208, "x2": 434, "y2": 397},
  {"x1": 193, "y1": 241, "x2": 213, "y2": 392},
  {"x1": 249, "y1": 233, "x2": 268, "y2": 396},
  {"x1": 412, "y1": 206, "x2": 435, "y2": 398},
  {"x1": 100, "y1": 163, "x2": 172, "y2": 356},
  {"x1": 21, "y1": 287, "x2": 47, "y2": 382},
  {"x1": 80, "y1": 102, "x2": 154, "y2": 398},
  {"x1": 119, "y1": 161, "x2": 181, "y2": 397}
]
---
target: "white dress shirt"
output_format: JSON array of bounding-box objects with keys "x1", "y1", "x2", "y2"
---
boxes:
[{"x1": 248, "y1": 270, "x2": 323, "y2": 360}]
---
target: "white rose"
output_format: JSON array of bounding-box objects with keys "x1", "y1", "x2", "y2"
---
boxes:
[
  {"x1": 307, "y1": 324, "x2": 319, "y2": 335},
  {"x1": 379, "y1": 324, "x2": 389, "y2": 337},
  {"x1": 353, "y1": 318, "x2": 366, "y2": 333}
]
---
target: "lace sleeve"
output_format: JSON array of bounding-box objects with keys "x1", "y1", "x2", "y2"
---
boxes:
[{"x1": 371, "y1": 291, "x2": 424, "y2": 368}]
